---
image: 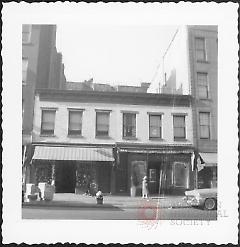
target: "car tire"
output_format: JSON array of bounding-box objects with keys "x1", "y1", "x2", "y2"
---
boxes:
[{"x1": 204, "y1": 198, "x2": 216, "y2": 210}]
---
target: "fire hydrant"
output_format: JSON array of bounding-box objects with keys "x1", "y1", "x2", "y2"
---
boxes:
[{"x1": 96, "y1": 190, "x2": 103, "y2": 204}]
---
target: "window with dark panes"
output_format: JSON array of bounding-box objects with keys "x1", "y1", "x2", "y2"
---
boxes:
[
  {"x1": 22, "y1": 58, "x2": 28, "y2": 84},
  {"x1": 149, "y1": 115, "x2": 162, "y2": 139},
  {"x1": 195, "y1": 37, "x2": 206, "y2": 61},
  {"x1": 96, "y1": 112, "x2": 110, "y2": 136},
  {"x1": 123, "y1": 113, "x2": 136, "y2": 138},
  {"x1": 199, "y1": 112, "x2": 210, "y2": 139},
  {"x1": 173, "y1": 115, "x2": 186, "y2": 139},
  {"x1": 22, "y1": 24, "x2": 31, "y2": 43},
  {"x1": 68, "y1": 110, "x2": 82, "y2": 135},
  {"x1": 41, "y1": 110, "x2": 56, "y2": 135},
  {"x1": 197, "y1": 72, "x2": 209, "y2": 98}
]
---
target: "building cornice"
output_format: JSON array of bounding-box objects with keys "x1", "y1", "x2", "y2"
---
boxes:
[{"x1": 36, "y1": 89, "x2": 192, "y2": 107}]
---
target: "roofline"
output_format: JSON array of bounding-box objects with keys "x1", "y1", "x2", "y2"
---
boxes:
[{"x1": 35, "y1": 89, "x2": 192, "y2": 107}]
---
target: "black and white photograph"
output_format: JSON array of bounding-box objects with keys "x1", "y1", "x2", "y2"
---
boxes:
[{"x1": 2, "y1": 2, "x2": 238, "y2": 245}]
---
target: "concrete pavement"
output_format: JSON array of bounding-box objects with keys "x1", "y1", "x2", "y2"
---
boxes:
[{"x1": 22, "y1": 193, "x2": 190, "y2": 209}]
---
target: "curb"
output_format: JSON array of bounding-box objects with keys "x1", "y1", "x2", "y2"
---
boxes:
[{"x1": 22, "y1": 202, "x2": 191, "y2": 209}]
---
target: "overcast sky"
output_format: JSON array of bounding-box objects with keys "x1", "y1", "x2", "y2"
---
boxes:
[{"x1": 56, "y1": 25, "x2": 179, "y2": 86}]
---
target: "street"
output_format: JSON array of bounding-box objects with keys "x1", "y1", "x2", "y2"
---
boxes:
[{"x1": 22, "y1": 206, "x2": 217, "y2": 220}]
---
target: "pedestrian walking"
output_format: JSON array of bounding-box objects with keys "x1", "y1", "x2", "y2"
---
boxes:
[{"x1": 142, "y1": 176, "x2": 149, "y2": 198}]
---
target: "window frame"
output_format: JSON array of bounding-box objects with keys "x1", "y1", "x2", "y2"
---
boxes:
[
  {"x1": 68, "y1": 109, "x2": 83, "y2": 136},
  {"x1": 22, "y1": 58, "x2": 28, "y2": 84},
  {"x1": 122, "y1": 112, "x2": 137, "y2": 139},
  {"x1": 173, "y1": 114, "x2": 186, "y2": 140},
  {"x1": 22, "y1": 24, "x2": 32, "y2": 44},
  {"x1": 40, "y1": 109, "x2": 57, "y2": 136},
  {"x1": 149, "y1": 114, "x2": 162, "y2": 139},
  {"x1": 197, "y1": 72, "x2": 209, "y2": 99},
  {"x1": 95, "y1": 111, "x2": 110, "y2": 137},
  {"x1": 195, "y1": 37, "x2": 207, "y2": 62},
  {"x1": 199, "y1": 112, "x2": 211, "y2": 139}
]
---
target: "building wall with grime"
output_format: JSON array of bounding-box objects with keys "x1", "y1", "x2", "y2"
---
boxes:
[{"x1": 32, "y1": 94, "x2": 193, "y2": 146}]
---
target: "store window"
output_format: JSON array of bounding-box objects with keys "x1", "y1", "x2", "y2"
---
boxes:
[
  {"x1": 22, "y1": 24, "x2": 32, "y2": 43},
  {"x1": 68, "y1": 110, "x2": 83, "y2": 135},
  {"x1": 41, "y1": 109, "x2": 56, "y2": 135},
  {"x1": 96, "y1": 111, "x2": 110, "y2": 137},
  {"x1": 199, "y1": 112, "x2": 210, "y2": 139},
  {"x1": 195, "y1": 37, "x2": 206, "y2": 61},
  {"x1": 173, "y1": 115, "x2": 186, "y2": 140},
  {"x1": 173, "y1": 162, "x2": 189, "y2": 188},
  {"x1": 22, "y1": 58, "x2": 28, "y2": 84},
  {"x1": 149, "y1": 115, "x2": 162, "y2": 139},
  {"x1": 197, "y1": 72, "x2": 209, "y2": 99},
  {"x1": 123, "y1": 113, "x2": 136, "y2": 138}
]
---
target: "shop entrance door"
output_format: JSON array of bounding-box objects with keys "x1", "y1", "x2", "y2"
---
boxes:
[
  {"x1": 97, "y1": 164, "x2": 111, "y2": 193},
  {"x1": 55, "y1": 162, "x2": 76, "y2": 193},
  {"x1": 148, "y1": 162, "x2": 161, "y2": 195}
]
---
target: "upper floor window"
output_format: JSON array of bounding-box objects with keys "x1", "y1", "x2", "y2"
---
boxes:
[
  {"x1": 195, "y1": 37, "x2": 206, "y2": 61},
  {"x1": 123, "y1": 113, "x2": 136, "y2": 138},
  {"x1": 68, "y1": 110, "x2": 83, "y2": 135},
  {"x1": 22, "y1": 100, "x2": 24, "y2": 122},
  {"x1": 149, "y1": 115, "x2": 162, "y2": 139},
  {"x1": 22, "y1": 24, "x2": 31, "y2": 43},
  {"x1": 41, "y1": 109, "x2": 56, "y2": 135},
  {"x1": 22, "y1": 58, "x2": 28, "y2": 84},
  {"x1": 197, "y1": 72, "x2": 209, "y2": 98},
  {"x1": 173, "y1": 115, "x2": 186, "y2": 140},
  {"x1": 199, "y1": 112, "x2": 210, "y2": 139},
  {"x1": 96, "y1": 111, "x2": 110, "y2": 137}
]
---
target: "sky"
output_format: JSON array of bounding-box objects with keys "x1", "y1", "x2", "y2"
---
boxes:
[{"x1": 56, "y1": 25, "x2": 179, "y2": 86}]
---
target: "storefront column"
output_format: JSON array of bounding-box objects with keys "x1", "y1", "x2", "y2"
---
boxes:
[
  {"x1": 51, "y1": 161, "x2": 55, "y2": 185},
  {"x1": 110, "y1": 162, "x2": 116, "y2": 194},
  {"x1": 195, "y1": 169, "x2": 198, "y2": 189}
]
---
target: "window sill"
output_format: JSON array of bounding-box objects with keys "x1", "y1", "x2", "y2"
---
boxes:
[
  {"x1": 174, "y1": 138, "x2": 188, "y2": 142},
  {"x1": 22, "y1": 42, "x2": 34, "y2": 46},
  {"x1": 198, "y1": 97, "x2": 212, "y2": 101},
  {"x1": 95, "y1": 136, "x2": 112, "y2": 139},
  {"x1": 149, "y1": 138, "x2": 164, "y2": 141},
  {"x1": 122, "y1": 137, "x2": 138, "y2": 141},
  {"x1": 40, "y1": 134, "x2": 56, "y2": 137},
  {"x1": 196, "y1": 60, "x2": 209, "y2": 64},
  {"x1": 68, "y1": 134, "x2": 84, "y2": 138}
]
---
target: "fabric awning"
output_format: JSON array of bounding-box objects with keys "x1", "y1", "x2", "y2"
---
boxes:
[
  {"x1": 199, "y1": 152, "x2": 217, "y2": 166},
  {"x1": 32, "y1": 146, "x2": 114, "y2": 162}
]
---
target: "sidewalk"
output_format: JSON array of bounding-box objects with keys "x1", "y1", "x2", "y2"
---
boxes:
[{"x1": 22, "y1": 193, "x2": 190, "y2": 209}]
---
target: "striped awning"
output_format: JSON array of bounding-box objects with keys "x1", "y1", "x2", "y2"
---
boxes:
[
  {"x1": 32, "y1": 146, "x2": 114, "y2": 162},
  {"x1": 199, "y1": 152, "x2": 217, "y2": 166}
]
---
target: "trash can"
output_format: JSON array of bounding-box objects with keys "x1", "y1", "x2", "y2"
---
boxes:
[
  {"x1": 38, "y1": 183, "x2": 55, "y2": 201},
  {"x1": 96, "y1": 197, "x2": 103, "y2": 204}
]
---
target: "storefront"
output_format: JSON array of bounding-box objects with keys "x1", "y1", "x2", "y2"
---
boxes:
[
  {"x1": 115, "y1": 144, "x2": 195, "y2": 196},
  {"x1": 31, "y1": 145, "x2": 115, "y2": 194},
  {"x1": 197, "y1": 152, "x2": 217, "y2": 189}
]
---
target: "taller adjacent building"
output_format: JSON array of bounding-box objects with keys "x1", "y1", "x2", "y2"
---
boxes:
[
  {"x1": 148, "y1": 25, "x2": 218, "y2": 188},
  {"x1": 22, "y1": 24, "x2": 66, "y2": 184},
  {"x1": 187, "y1": 25, "x2": 217, "y2": 188}
]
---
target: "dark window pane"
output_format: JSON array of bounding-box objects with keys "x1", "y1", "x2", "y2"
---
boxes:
[
  {"x1": 123, "y1": 113, "x2": 136, "y2": 137},
  {"x1": 149, "y1": 115, "x2": 161, "y2": 138},
  {"x1": 68, "y1": 111, "x2": 82, "y2": 135},
  {"x1": 41, "y1": 110, "x2": 56, "y2": 135},
  {"x1": 96, "y1": 112, "x2": 109, "y2": 136}
]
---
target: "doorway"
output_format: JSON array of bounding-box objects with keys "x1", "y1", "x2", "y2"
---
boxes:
[
  {"x1": 97, "y1": 164, "x2": 111, "y2": 193},
  {"x1": 148, "y1": 162, "x2": 161, "y2": 195},
  {"x1": 55, "y1": 161, "x2": 76, "y2": 193}
]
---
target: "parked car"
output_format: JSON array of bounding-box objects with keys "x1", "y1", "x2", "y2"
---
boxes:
[{"x1": 184, "y1": 188, "x2": 217, "y2": 210}]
